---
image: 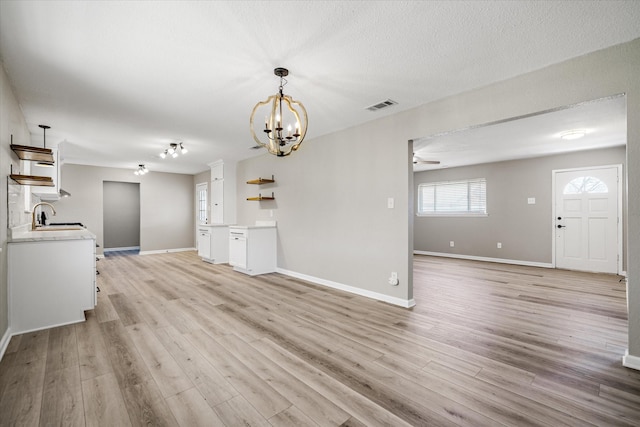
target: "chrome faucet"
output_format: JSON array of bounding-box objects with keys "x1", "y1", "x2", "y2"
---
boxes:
[{"x1": 32, "y1": 202, "x2": 56, "y2": 230}]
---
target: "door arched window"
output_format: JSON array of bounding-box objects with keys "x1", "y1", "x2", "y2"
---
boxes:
[{"x1": 563, "y1": 176, "x2": 608, "y2": 194}]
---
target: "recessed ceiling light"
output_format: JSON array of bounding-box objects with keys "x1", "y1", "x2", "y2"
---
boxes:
[{"x1": 560, "y1": 129, "x2": 587, "y2": 140}]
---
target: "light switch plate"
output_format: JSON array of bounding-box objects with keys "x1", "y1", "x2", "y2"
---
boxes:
[
  {"x1": 528, "y1": 197, "x2": 536, "y2": 204},
  {"x1": 387, "y1": 197, "x2": 394, "y2": 209}
]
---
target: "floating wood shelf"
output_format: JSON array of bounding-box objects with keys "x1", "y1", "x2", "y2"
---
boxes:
[
  {"x1": 247, "y1": 192, "x2": 275, "y2": 201},
  {"x1": 10, "y1": 174, "x2": 55, "y2": 187},
  {"x1": 11, "y1": 144, "x2": 55, "y2": 163},
  {"x1": 246, "y1": 175, "x2": 275, "y2": 185}
]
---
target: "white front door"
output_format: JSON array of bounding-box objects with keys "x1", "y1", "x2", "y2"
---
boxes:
[
  {"x1": 554, "y1": 166, "x2": 620, "y2": 274},
  {"x1": 196, "y1": 182, "x2": 208, "y2": 225}
]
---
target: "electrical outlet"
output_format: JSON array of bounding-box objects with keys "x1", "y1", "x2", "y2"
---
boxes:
[
  {"x1": 497, "y1": 242, "x2": 502, "y2": 249},
  {"x1": 388, "y1": 272, "x2": 399, "y2": 286},
  {"x1": 450, "y1": 241, "x2": 455, "y2": 247}
]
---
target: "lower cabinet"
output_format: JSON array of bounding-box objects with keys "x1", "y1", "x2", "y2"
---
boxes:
[
  {"x1": 228, "y1": 226, "x2": 276, "y2": 276},
  {"x1": 8, "y1": 238, "x2": 96, "y2": 334},
  {"x1": 198, "y1": 225, "x2": 229, "y2": 264}
]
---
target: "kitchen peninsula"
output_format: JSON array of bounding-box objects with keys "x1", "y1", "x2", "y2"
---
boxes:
[{"x1": 8, "y1": 226, "x2": 97, "y2": 334}]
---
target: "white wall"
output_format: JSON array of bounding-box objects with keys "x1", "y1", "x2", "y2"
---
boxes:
[{"x1": 236, "y1": 39, "x2": 640, "y2": 362}]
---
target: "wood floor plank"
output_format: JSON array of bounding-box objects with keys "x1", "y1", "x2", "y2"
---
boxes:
[
  {"x1": 152, "y1": 326, "x2": 238, "y2": 407},
  {"x1": 251, "y1": 338, "x2": 415, "y2": 427},
  {"x1": 186, "y1": 329, "x2": 292, "y2": 419},
  {"x1": 99, "y1": 320, "x2": 178, "y2": 427},
  {"x1": 125, "y1": 322, "x2": 193, "y2": 398},
  {"x1": 75, "y1": 311, "x2": 113, "y2": 381},
  {"x1": 0, "y1": 355, "x2": 46, "y2": 426},
  {"x1": 165, "y1": 387, "x2": 225, "y2": 427},
  {"x1": 45, "y1": 324, "x2": 79, "y2": 374},
  {"x1": 14, "y1": 329, "x2": 50, "y2": 365},
  {"x1": 268, "y1": 405, "x2": 318, "y2": 427},
  {"x1": 217, "y1": 333, "x2": 351, "y2": 427},
  {"x1": 93, "y1": 289, "x2": 120, "y2": 323},
  {"x1": 108, "y1": 293, "x2": 143, "y2": 326},
  {"x1": 40, "y1": 365, "x2": 84, "y2": 427},
  {"x1": 213, "y1": 394, "x2": 270, "y2": 427},
  {"x1": 82, "y1": 373, "x2": 132, "y2": 427}
]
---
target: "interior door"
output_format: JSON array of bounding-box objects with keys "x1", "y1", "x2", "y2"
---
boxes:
[{"x1": 554, "y1": 166, "x2": 619, "y2": 274}]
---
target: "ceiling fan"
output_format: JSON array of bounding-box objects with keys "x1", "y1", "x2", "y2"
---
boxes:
[{"x1": 412, "y1": 154, "x2": 440, "y2": 165}]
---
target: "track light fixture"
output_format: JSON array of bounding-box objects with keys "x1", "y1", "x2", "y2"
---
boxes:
[
  {"x1": 134, "y1": 164, "x2": 149, "y2": 176},
  {"x1": 159, "y1": 142, "x2": 187, "y2": 159}
]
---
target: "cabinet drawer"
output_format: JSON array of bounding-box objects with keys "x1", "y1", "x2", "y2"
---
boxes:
[{"x1": 229, "y1": 229, "x2": 248, "y2": 239}]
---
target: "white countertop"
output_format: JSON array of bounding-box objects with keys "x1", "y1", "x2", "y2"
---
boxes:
[
  {"x1": 10, "y1": 226, "x2": 96, "y2": 243},
  {"x1": 198, "y1": 224, "x2": 231, "y2": 228},
  {"x1": 229, "y1": 225, "x2": 277, "y2": 229}
]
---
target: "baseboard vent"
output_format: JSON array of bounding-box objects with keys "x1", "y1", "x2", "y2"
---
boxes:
[{"x1": 366, "y1": 99, "x2": 398, "y2": 111}]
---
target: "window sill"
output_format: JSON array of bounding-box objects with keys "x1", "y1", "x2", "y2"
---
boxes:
[{"x1": 416, "y1": 213, "x2": 489, "y2": 218}]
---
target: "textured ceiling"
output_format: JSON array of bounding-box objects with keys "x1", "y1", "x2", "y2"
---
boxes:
[{"x1": 1, "y1": 1, "x2": 639, "y2": 174}]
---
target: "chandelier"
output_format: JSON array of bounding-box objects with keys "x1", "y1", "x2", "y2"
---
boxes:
[
  {"x1": 159, "y1": 142, "x2": 187, "y2": 159},
  {"x1": 133, "y1": 164, "x2": 148, "y2": 175},
  {"x1": 250, "y1": 67, "x2": 308, "y2": 157}
]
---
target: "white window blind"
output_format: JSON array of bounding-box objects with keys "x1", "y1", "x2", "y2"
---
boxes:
[{"x1": 418, "y1": 178, "x2": 487, "y2": 216}]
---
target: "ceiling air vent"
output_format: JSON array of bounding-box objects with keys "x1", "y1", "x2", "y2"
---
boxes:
[{"x1": 366, "y1": 99, "x2": 398, "y2": 112}]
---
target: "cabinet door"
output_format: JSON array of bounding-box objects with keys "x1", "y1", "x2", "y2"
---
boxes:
[
  {"x1": 211, "y1": 179, "x2": 224, "y2": 224},
  {"x1": 211, "y1": 162, "x2": 224, "y2": 181},
  {"x1": 197, "y1": 231, "x2": 211, "y2": 258},
  {"x1": 229, "y1": 236, "x2": 247, "y2": 269}
]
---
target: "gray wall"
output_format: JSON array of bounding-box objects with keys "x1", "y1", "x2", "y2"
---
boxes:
[
  {"x1": 103, "y1": 181, "x2": 140, "y2": 249},
  {"x1": 0, "y1": 63, "x2": 32, "y2": 341},
  {"x1": 236, "y1": 39, "x2": 640, "y2": 359},
  {"x1": 53, "y1": 164, "x2": 194, "y2": 255},
  {"x1": 237, "y1": 124, "x2": 414, "y2": 304},
  {"x1": 414, "y1": 147, "x2": 626, "y2": 265}
]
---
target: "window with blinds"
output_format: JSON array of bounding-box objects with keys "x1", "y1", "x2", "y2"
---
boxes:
[{"x1": 418, "y1": 178, "x2": 487, "y2": 216}]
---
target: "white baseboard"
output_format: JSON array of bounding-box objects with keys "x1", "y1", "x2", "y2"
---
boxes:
[
  {"x1": 413, "y1": 250, "x2": 554, "y2": 269},
  {"x1": 103, "y1": 246, "x2": 140, "y2": 252},
  {"x1": 623, "y1": 350, "x2": 640, "y2": 371},
  {"x1": 276, "y1": 268, "x2": 416, "y2": 308},
  {"x1": 0, "y1": 327, "x2": 11, "y2": 362},
  {"x1": 139, "y1": 247, "x2": 196, "y2": 256}
]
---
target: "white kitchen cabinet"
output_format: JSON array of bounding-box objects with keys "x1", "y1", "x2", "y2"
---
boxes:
[
  {"x1": 208, "y1": 160, "x2": 236, "y2": 225},
  {"x1": 197, "y1": 228, "x2": 211, "y2": 259},
  {"x1": 8, "y1": 233, "x2": 97, "y2": 334},
  {"x1": 211, "y1": 161, "x2": 224, "y2": 181},
  {"x1": 198, "y1": 225, "x2": 229, "y2": 264},
  {"x1": 211, "y1": 179, "x2": 224, "y2": 224},
  {"x1": 228, "y1": 226, "x2": 276, "y2": 276}
]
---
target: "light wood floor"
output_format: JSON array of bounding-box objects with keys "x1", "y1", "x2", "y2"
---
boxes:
[{"x1": 1, "y1": 252, "x2": 639, "y2": 426}]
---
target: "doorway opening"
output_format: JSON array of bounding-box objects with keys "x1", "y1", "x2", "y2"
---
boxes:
[{"x1": 103, "y1": 181, "x2": 141, "y2": 256}]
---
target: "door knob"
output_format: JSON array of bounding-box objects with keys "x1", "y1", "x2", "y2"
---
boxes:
[
  {"x1": 557, "y1": 225, "x2": 566, "y2": 228},
  {"x1": 557, "y1": 217, "x2": 562, "y2": 220}
]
